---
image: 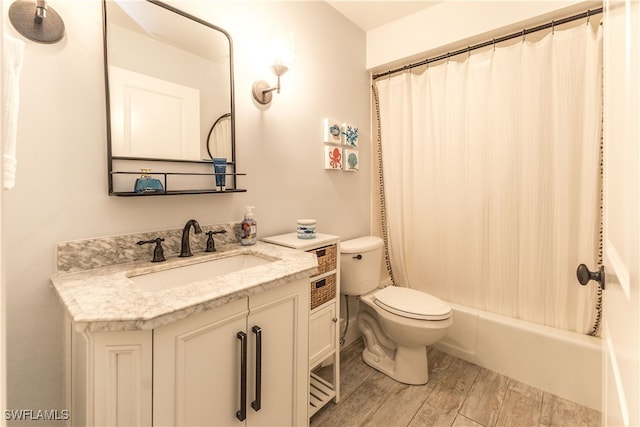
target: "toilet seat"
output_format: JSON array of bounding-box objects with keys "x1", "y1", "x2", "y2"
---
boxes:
[{"x1": 374, "y1": 286, "x2": 451, "y2": 321}]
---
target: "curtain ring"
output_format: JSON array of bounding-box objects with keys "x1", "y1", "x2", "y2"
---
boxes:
[
  {"x1": 552, "y1": 20, "x2": 555, "y2": 35},
  {"x1": 522, "y1": 29, "x2": 526, "y2": 43},
  {"x1": 467, "y1": 46, "x2": 471, "y2": 59},
  {"x1": 493, "y1": 38, "x2": 496, "y2": 52},
  {"x1": 587, "y1": 10, "x2": 591, "y2": 25}
]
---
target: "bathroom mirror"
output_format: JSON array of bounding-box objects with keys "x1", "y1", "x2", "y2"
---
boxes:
[{"x1": 103, "y1": 0, "x2": 242, "y2": 195}]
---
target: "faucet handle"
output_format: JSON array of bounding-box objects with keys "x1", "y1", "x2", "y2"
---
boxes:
[
  {"x1": 205, "y1": 229, "x2": 227, "y2": 252},
  {"x1": 205, "y1": 231, "x2": 216, "y2": 252},
  {"x1": 137, "y1": 238, "x2": 166, "y2": 263}
]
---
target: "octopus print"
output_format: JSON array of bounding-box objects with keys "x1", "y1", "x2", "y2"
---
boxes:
[{"x1": 329, "y1": 147, "x2": 342, "y2": 169}]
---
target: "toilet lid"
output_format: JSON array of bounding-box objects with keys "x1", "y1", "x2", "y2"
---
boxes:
[
  {"x1": 340, "y1": 236, "x2": 383, "y2": 254},
  {"x1": 374, "y1": 286, "x2": 451, "y2": 321}
]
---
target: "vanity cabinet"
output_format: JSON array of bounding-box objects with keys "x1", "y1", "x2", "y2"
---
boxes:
[
  {"x1": 262, "y1": 233, "x2": 341, "y2": 417},
  {"x1": 69, "y1": 278, "x2": 309, "y2": 427},
  {"x1": 153, "y1": 299, "x2": 247, "y2": 426},
  {"x1": 154, "y1": 279, "x2": 309, "y2": 426}
]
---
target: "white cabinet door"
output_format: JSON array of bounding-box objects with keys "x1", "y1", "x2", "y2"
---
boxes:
[
  {"x1": 247, "y1": 279, "x2": 309, "y2": 427},
  {"x1": 309, "y1": 303, "x2": 337, "y2": 367},
  {"x1": 153, "y1": 279, "x2": 309, "y2": 427},
  {"x1": 153, "y1": 298, "x2": 248, "y2": 426}
]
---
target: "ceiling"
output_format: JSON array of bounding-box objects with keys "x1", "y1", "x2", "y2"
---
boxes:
[{"x1": 325, "y1": 1, "x2": 442, "y2": 32}]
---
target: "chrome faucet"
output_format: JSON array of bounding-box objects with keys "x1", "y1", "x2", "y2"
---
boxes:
[{"x1": 179, "y1": 219, "x2": 202, "y2": 257}]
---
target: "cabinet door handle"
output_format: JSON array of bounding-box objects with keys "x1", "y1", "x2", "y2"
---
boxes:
[
  {"x1": 236, "y1": 331, "x2": 247, "y2": 421},
  {"x1": 251, "y1": 325, "x2": 262, "y2": 412}
]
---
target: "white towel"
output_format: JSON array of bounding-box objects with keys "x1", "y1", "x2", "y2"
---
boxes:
[{"x1": 3, "y1": 35, "x2": 25, "y2": 190}]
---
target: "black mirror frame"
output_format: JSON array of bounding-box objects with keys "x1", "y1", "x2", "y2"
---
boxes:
[{"x1": 103, "y1": 0, "x2": 242, "y2": 196}]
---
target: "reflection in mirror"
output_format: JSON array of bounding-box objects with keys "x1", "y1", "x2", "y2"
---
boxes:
[
  {"x1": 104, "y1": 0, "x2": 241, "y2": 195},
  {"x1": 207, "y1": 113, "x2": 232, "y2": 160}
]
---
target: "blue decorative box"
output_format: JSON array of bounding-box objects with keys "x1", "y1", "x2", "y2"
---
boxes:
[{"x1": 134, "y1": 169, "x2": 164, "y2": 193}]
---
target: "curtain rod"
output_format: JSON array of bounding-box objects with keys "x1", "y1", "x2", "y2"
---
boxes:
[{"x1": 372, "y1": 7, "x2": 603, "y2": 81}]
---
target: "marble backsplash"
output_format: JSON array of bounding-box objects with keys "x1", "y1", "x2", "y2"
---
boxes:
[{"x1": 56, "y1": 222, "x2": 242, "y2": 273}]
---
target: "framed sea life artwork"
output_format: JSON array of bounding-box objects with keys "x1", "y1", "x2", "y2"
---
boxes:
[
  {"x1": 342, "y1": 123, "x2": 359, "y2": 147},
  {"x1": 324, "y1": 145, "x2": 343, "y2": 170},
  {"x1": 322, "y1": 118, "x2": 342, "y2": 144},
  {"x1": 343, "y1": 149, "x2": 359, "y2": 171}
]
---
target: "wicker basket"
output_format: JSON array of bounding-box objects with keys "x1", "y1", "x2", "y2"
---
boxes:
[
  {"x1": 308, "y1": 244, "x2": 337, "y2": 276},
  {"x1": 310, "y1": 274, "x2": 336, "y2": 310}
]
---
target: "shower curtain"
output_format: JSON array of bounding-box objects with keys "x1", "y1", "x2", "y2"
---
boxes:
[{"x1": 374, "y1": 23, "x2": 602, "y2": 334}]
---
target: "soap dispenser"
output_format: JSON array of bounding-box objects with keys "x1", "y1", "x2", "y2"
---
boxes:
[{"x1": 241, "y1": 206, "x2": 257, "y2": 246}]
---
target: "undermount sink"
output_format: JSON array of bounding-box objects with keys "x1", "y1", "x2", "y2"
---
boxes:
[{"x1": 129, "y1": 254, "x2": 274, "y2": 292}]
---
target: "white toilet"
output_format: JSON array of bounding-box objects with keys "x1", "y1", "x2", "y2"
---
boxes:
[{"x1": 340, "y1": 236, "x2": 452, "y2": 385}]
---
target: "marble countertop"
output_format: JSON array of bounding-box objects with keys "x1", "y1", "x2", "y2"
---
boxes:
[{"x1": 51, "y1": 242, "x2": 318, "y2": 332}]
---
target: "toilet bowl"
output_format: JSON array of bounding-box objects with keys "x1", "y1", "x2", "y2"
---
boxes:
[{"x1": 340, "y1": 236, "x2": 452, "y2": 385}]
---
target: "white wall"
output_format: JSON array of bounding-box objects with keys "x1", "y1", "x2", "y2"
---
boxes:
[
  {"x1": 1, "y1": 1, "x2": 370, "y2": 420},
  {"x1": 366, "y1": 0, "x2": 601, "y2": 71},
  {"x1": 0, "y1": 18, "x2": 5, "y2": 416}
]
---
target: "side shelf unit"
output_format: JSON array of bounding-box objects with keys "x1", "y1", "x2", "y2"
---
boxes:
[{"x1": 262, "y1": 233, "x2": 341, "y2": 418}]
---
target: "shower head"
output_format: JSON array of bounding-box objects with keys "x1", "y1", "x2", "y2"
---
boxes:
[{"x1": 9, "y1": 0, "x2": 65, "y2": 44}]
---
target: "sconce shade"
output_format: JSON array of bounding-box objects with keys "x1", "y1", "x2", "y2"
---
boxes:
[
  {"x1": 268, "y1": 33, "x2": 294, "y2": 67},
  {"x1": 252, "y1": 26, "x2": 293, "y2": 106},
  {"x1": 270, "y1": 64, "x2": 289, "y2": 78}
]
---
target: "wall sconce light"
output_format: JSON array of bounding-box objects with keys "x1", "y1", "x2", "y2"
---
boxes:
[{"x1": 252, "y1": 29, "x2": 294, "y2": 106}]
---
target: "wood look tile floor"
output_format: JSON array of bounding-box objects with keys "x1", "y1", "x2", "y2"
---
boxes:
[{"x1": 310, "y1": 339, "x2": 600, "y2": 427}]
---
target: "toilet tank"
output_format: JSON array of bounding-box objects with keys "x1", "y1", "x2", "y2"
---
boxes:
[{"x1": 340, "y1": 236, "x2": 384, "y2": 296}]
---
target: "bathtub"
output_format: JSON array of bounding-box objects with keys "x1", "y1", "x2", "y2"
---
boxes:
[{"x1": 434, "y1": 302, "x2": 602, "y2": 411}]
